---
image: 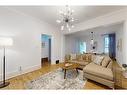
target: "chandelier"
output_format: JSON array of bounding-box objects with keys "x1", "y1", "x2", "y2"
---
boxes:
[
  {"x1": 90, "y1": 32, "x2": 94, "y2": 45},
  {"x1": 90, "y1": 32, "x2": 96, "y2": 51},
  {"x1": 56, "y1": 5, "x2": 76, "y2": 31}
]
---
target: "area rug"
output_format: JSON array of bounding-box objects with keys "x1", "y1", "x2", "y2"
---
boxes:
[{"x1": 25, "y1": 68, "x2": 86, "y2": 90}]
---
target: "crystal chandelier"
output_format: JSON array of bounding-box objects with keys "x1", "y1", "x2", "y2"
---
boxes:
[{"x1": 56, "y1": 5, "x2": 76, "y2": 31}]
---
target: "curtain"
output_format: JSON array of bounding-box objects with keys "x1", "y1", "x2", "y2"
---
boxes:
[{"x1": 108, "y1": 33, "x2": 116, "y2": 59}]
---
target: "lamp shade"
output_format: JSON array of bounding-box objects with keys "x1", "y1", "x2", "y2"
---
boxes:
[{"x1": 0, "y1": 37, "x2": 13, "y2": 46}]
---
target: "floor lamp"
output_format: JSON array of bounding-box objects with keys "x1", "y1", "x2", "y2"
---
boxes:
[{"x1": 0, "y1": 37, "x2": 13, "y2": 88}]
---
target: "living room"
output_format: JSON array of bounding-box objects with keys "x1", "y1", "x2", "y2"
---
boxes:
[
  {"x1": 0, "y1": 3, "x2": 127, "y2": 93},
  {"x1": 64, "y1": 22, "x2": 124, "y2": 88},
  {"x1": 65, "y1": 23, "x2": 123, "y2": 63}
]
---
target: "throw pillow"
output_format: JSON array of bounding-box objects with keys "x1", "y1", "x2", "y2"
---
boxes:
[
  {"x1": 85, "y1": 54, "x2": 92, "y2": 62},
  {"x1": 76, "y1": 54, "x2": 83, "y2": 60},
  {"x1": 93, "y1": 56, "x2": 104, "y2": 65},
  {"x1": 70, "y1": 54, "x2": 76, "y2": 60},
  {"x1": 101, "y1": 56, "x2": 111, "y2": 67},
  {"x1": 65, "y1": 54, "x2": 71, "y2": 61}
]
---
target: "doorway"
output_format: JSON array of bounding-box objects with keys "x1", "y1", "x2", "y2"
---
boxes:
[{"x1": 41, "y1": 34, "x2": 51, "y2": 66}]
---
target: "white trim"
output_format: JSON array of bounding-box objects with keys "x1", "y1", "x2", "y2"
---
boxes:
[{"x1": 0, "y1": 64, "x2": 41, "y2": 81}]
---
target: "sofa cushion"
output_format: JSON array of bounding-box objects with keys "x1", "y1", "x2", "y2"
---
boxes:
[
  {"x1": 68, "y1": 60, "x2": 89, "y2": 66},
  {"x1": 77, "y1": 61, "x2": 89, "y2": 66},
  {"x1": 101, "y1": 56, "x2": 111, "y2": 67},
  {"x1": 82, "y1": 54, "x2": 92, "y2": 62},
  {"x1": 93, "y1": 56, "x2": 104, "y2": 65},
  {"x1": 83, "y1": 63, "x2": 113, "y2": 81}
]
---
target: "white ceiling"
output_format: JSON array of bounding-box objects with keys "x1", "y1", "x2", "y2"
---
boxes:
[
  {"x1": 66, "y1": 23, "x2": 123, "y2": 38},
  {"x1": 8, "y1": 6, "x2": 126, "y2": 27}
]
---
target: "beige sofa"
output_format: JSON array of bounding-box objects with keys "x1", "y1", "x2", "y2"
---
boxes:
[
  {"x1": 65, "y1": 53, "x2": 94, "y2": 69},
  {"x1": 65, "y1": 53, "x2": 114, "y2": 88}
]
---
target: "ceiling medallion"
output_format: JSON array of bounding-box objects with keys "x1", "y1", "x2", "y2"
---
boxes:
[{"x1": 56, "y1": 5, "x2": 76, "y2": 31}]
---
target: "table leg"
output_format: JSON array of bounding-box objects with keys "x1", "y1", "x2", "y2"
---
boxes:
[
  {"x1": 64, "y1": 69, "x2": 66, "y2": 79},
  {"x1": 76, "y1": 68, "x2": 78, "y2": 74}
]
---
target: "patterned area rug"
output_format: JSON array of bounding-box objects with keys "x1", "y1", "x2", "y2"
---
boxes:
[{"x1": 25, "y1": 68, "x2": 86, "y2": 90}]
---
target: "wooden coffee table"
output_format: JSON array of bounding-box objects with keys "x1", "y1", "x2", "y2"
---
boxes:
[{"x1": 62, "y1": 63, "x2": 80, "y2": 79}]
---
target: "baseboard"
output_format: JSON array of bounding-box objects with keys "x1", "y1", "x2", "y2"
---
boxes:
[{"x1": 0, "y1": 64, "x2": 41, "y2": 81}]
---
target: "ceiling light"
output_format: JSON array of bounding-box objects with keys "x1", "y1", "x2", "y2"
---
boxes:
[
  {"x1": 61, "y1": 26, "x2": 64, "y2": 30},
  {"x1": 56, "y1": 20, "x2": 61, "y2": 23},
  {"x1": 90, "y1": 32, "x2": 94, "y2": 45},
  {"x1": 91, "y1": 39, "x2": 94, "y2": 45},
  {"x1": 56, "y1": 5, "x2": 76, "y2": 31}
]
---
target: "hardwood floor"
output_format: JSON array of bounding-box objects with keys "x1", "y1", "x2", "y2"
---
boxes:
[
  {"x1": 85, "y1": 80, "x2": 110, "y2": 89},
  {"x1": 1, "y1": 63, "x2": 110, "y2": 90}
]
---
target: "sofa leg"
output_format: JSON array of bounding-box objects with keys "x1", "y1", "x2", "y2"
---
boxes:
[
  {"x1": 76, "y1": 68, "x2": 78, "y2": 73},
  {"x1": 109, "y1": 85, "x2": 115, "y2": 89}
]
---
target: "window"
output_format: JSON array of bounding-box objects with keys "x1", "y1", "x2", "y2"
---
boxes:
[
  {"x1": 104, "y1": 36, "x2": 109, "y2": 53},
  {"x1": 79, "y1": 42, "x2": 86, "y2": 54}
]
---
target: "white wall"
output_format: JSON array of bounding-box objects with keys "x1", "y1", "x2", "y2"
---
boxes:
[
  {"x1": 123, "y1": 21, "x2": 127, "y2": 65},
  {"x1": 65, "y1": 34, "x2": 105, "y2": 54},
  {"x1": 65, "y1": 35, "x2": 79, "y2": 54},
  {"x1": 61, "y1": 35, "x2": 65, "y2": 62},
  {"x1": 78, "y1": 35, "x2": 104, "y2": 53},
  {"x1": 115, "y1": 24, "x2": 124, "y2": 64},
  {"x1": 0, "y1": 7, "x2": 63, "y2": 80}
]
